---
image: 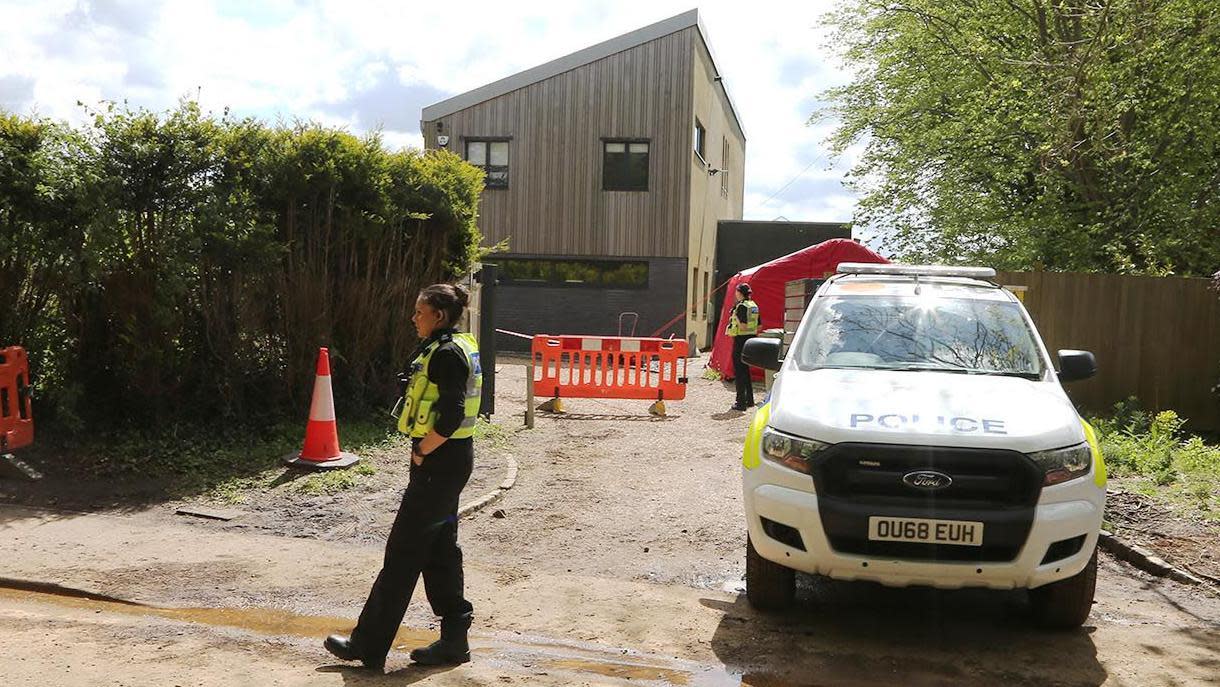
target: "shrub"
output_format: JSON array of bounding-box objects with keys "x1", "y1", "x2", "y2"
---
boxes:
[
  {"x1": 0, "y1": 102, "x2": 487, "y2": 432},
  {"x1": 1092, "y1": 399, "x2": 1220, "y2": 517},
  {"x1": 1100, "y1": 410, "x2": 1183, "y2": 485}
]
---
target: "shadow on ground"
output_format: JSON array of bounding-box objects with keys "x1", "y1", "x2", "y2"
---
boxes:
[
  {"x1": 703, "y1": 574, "x2": 1109, "y2": 687},
  {"x1": 317, "y1": 663, "x2": 458, "y2": 685},
  {"x1": 548, "y1": 413, "x2": 675, "y2": 423},
  {"x1": 0, "y1": 419, "x2": 394, "y2": 518},
  {"x1": 0, "y1": 442, "x2": 301, "y2": 516}
]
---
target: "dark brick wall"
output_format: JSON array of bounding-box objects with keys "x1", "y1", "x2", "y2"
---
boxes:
[{"x1": 488, "y1": 256, "x2": 688, "y2": 351}]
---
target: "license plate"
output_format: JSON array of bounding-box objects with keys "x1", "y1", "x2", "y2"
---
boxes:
[{"x1": 868, "y1": 516, "x2": 984, "y2": 546}]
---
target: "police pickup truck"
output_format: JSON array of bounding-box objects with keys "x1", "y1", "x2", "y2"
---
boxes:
[{"x1": 739, "y1": 263, "x2": 1106, "y2": 628}]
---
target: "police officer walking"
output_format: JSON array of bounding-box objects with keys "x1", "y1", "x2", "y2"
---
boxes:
[
  {"x1": 326, "y1": 283, "x2": 482, "y2": 671},
  {"x1": 727, "y1": 283, "x2": 760, "y2": 411}
]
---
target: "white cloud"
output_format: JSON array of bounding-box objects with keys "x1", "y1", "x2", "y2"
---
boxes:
[{"x1": 0, "y1": 0, "x2": 861, "y2": 226}]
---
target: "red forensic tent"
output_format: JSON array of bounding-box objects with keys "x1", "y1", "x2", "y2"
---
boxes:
[{"x1": 711, "y1": 238, "x2": 889, "y2": 381}]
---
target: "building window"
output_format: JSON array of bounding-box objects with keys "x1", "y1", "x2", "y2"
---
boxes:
[
  {"x1": 721, "y1": 137, "x2": 730, "y2": 197},
  {"x1": 694, "y1": 120, "x2": 706, "y2": 161},
  {"x1": 495, "y1": 257, "x2": 648, "y2": 289},
  {"x1": 465, "y1": 138, "x2": 509, "y2": 189},
  {"x1": 603, "y1": 140, "x2": 649, "y2": 191}
]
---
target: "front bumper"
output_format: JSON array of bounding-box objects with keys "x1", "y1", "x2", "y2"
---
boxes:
[{"x1": 743, "y1": 458, "x2": 1104, "y2": 590}]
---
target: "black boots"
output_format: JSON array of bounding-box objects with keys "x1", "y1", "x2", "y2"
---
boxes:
[
  {"x1": 323, "y1": 634, "x2": 384, "y2": 672},
  {"x1": 410, "y1": 612, "x2": 473, "y2": 666},
  {"x1": 326, "y1": 613, "x2": 472, "y2": 669},
  {"x1": 409, "y1": 638, "x2": 471, "y2": 666}
]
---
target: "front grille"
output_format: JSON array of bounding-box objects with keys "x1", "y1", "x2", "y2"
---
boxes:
[
  {"x1": 812, "y1": 443, "x2": 1043, "y2": 563},
  {"x1": 833, "y1": 539, "x2": 1020, "y2": 563},
  {"x1": 813, "y1": 443, "x2": 1042, "y2": 508}
]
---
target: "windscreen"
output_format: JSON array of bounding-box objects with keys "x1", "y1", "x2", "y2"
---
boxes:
[{"x1": 793, "y1": 295, "x2": 1045, "y2": 377}]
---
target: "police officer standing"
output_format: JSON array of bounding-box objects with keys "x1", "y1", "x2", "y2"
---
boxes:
[
  {"x1": 326, "y1": 283, "x2": 482, "y2": 671},
  {"x1": 727, "y1": 283, "x2": 760, "y2": 411}
]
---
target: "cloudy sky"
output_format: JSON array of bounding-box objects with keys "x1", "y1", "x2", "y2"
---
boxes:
[{"x1": 0, "y1": 0, "x2": 864, "y2": 228}]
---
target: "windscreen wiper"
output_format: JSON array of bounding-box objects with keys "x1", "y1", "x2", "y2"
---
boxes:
[
  {"x1": 972, "y1": 370, "x2": 1043, "y2": 380},
  {"x1": 883, "y1": 365, "x2": 972, "y2": 374},
  {"x1": 885, "y1": 366, "x2": 1042, "y2": 380}
]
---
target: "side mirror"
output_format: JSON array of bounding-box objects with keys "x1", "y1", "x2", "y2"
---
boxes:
[
  {"x1": 1057, "y1": 350, "x2": 1097, "y2": 383},
  {"x1": 743, "y1": 337, "x2": 783, "y2": 371}
]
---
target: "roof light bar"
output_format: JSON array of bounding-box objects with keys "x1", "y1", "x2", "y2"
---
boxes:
[{"x1": 837, "y1": 263, "x2": 997, "y2": 279}]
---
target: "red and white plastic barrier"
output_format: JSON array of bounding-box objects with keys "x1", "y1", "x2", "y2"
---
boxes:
[{"x1": 532, "y1": 335, "x2": 689, "y2": 415}]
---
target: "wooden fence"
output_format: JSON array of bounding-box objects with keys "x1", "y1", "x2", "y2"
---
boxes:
[{"x1": 996, "y1": 271, "x2": 1220, "y2": 431}]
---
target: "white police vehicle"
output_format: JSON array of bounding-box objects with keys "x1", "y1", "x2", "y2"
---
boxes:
[{"x1": 740, "y1": 263, "x2": 1106, "y2": 628}]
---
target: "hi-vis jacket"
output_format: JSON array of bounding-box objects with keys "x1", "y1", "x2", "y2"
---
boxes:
[
  {"x1": 726, "y1": 299, "x2": 760, "y2": 337},
  {"x1": 398, "y1": 333, "x2": 482, "y2": 439}
]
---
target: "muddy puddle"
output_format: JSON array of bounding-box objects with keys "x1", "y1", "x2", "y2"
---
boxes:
[{"x1": 0, "y1": 579, "x2": 802, "y2": 686}]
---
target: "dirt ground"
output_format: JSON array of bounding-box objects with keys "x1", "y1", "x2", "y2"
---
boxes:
[
  {"x1": 178, "y1": 439, "x2": 508, "y2": 547},
  {"x1": 1, "y1": 356, "x2": 1218, "y2": 686},
  {"x1": 1105, "y1": 486, "x2": 1220, "y2": 584}
]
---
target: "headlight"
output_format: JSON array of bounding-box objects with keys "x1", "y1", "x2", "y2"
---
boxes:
[
  {"x1": 1029, "y1": 443, "x2": 1092, "y2": 486},
  {"x1": 761, "y1": 427, "x2": 828, "y2": 474}
]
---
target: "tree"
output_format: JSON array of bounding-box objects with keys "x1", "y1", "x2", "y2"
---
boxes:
[
  {"x1": 0, "y1": 114, "x2": 93, "y2": 426},
  {"x1": 0, "y1": 102, "x2": 486, "y2": 430},
  {"x1": 823, "y1": 0, "x2": 1220, "y2": 276}
]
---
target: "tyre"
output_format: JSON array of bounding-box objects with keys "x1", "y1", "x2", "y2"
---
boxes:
[
  {"x1": 746, "y1": 535, "x2": 795, "y2": 611},
  {"x1": 1029, "y1": 547, "x2": 1097, "y2": 629}
]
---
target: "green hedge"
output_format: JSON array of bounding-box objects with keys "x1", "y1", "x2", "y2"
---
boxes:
[{"x1": 0, "y1": 102, "x2": 485, "y2": 432}]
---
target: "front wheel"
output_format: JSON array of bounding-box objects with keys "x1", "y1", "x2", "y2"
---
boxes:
[
  {"x1": 746, "y1": 535, "x2": 795, "y2": 611},
  {"x1": 1029, "y1": 547, "x2": 1097, "y2": 629}
]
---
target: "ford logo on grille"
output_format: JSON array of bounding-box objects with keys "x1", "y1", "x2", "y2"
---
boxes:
[{"x1": 903, "y1": 470, "x2": 953, "y2": 490}]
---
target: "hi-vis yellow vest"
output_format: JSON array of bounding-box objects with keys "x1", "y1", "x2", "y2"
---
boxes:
[
  {"x1": 398, "y1": 333, "x2": 482, "y2": 439},
  {"x1": 726, "y1": 299, "x2": 760, "y2": 337}
]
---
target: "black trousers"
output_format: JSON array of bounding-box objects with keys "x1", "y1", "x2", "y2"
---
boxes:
[
  {"x1": 732, "y1": 335, "x2": 755, "y2": 408},
  {"x1": 350, "y1": 437, "x2": 474, "y2": 663}
]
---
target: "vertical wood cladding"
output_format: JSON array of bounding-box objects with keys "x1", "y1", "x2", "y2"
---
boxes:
[{"x1": 423, "y1": 28, "x2": 696, "y2": 259}]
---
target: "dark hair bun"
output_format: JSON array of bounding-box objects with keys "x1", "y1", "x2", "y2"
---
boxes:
[
  {"x1": 420, "y1": 283, "x2": 469, "y2": 326},
  {"x1": 737, "y1": 283, "x2": 752, "y2": 295}
]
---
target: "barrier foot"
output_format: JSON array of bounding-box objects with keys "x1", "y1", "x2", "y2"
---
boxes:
[
  {"x1": 0, "y1": 454, "x2": 42, "y2": 481},
  {"x1": 538, "y1": 398, "x2": 564, "y2": 414},
  {"x1": 282, "y1": 451, "x2": 361, "y2": 470},
  {"x1": 648, "y1": 400, "x2": 667, "y2": 417}
]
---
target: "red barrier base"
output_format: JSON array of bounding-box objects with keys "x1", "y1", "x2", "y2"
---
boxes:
[{"x1": 282, "y1": 451, "x2": 361, "y2": 470}]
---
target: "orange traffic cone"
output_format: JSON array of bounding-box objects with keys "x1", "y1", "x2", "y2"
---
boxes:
[{"x1": 283, "y1": 348, "x2": 360, "y2": 469}]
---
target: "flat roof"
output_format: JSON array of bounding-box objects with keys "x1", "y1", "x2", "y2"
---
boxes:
[{"x1": 421, "y1": 9, "x2": 745, "y2": 139}]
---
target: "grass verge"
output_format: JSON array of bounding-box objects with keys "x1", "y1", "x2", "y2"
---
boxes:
[
  {"x1": 1091, "y1": 399, "x2": 1220, "y2": 521},
  {"x1": 44, "y1": 415, "x2": 514, "y2": 505}
]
